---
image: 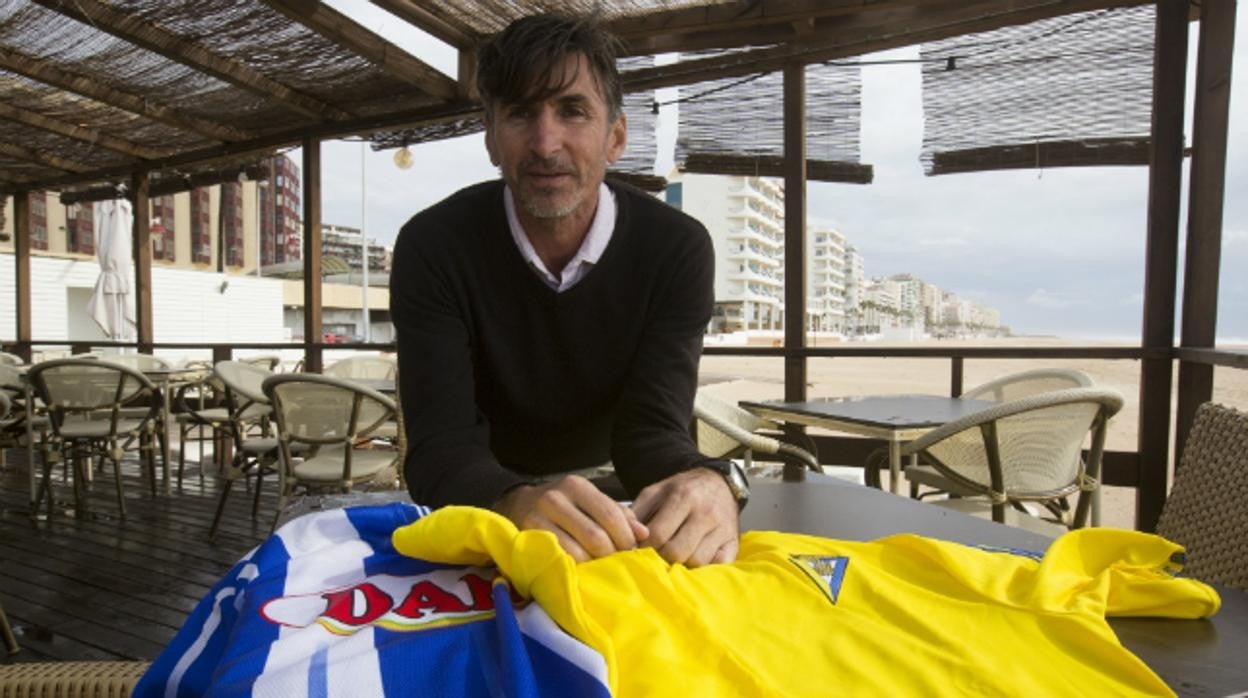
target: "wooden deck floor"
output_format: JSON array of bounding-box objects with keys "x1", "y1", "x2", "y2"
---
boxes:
[{"x1": 0, "y1": 444, "x2": 271, "y2": 665}]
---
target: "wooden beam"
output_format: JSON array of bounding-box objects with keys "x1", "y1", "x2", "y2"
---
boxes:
[
  {"x1": 1, "y1": 99, "x2": 480, "y2": 196},
  {"x1": 368, "y1": 0, "x2": 477, "y2": 49},
  {"x1": 131, "y1": 171, "x2": 153, "y2": 351},
  {"x1": 1135, "y1": 0, "x2": 1188, "y2": 533},
  {"x1": 1175, "y1": 347, "x2": 1248, "y2": 370},
  {"x1": 782, "y1": 61, "x2": 807, "y2": 482},
  {"x1": 928, "y1": 138, "x2": 1151, "y2": 175},
  {"x1": 0, "y1": 101, "x2": 171, "y2": 160},
  {"x1": 0, "y1": 46, "x2": 250, "y2": 143},
  {"x1": 13, "y1": 191, "x2": 32, "y2": 360},
  {"x1": 34, "y1": 0, "x2": 354, "y2": 121},
  {"x1": 261, "y1": 0, "x2": 457, "y2": 100},
  {"x1": 608, "y1": 0, "x2": 918, "y2": 44},
  {"x1": 302, "y1": 136, "x2": 323, "y2": 374},
  {"x1": 457, "y1": 49, "x2": 477, "y2": 99},
  {"x1": 0, "y1": 141, "x2": 92, "y2": 173},
  {"x1": 623, "y1": 0, "x2": 1150, "y2": 90},
  {"x1": 1175, "y1": 0, "x2": 1237, "y2": 480},
  {"x1": 680, "y1": 153, "x2": 873, "y2": 183},
  {"x1": 60, "y1": 164, "x2": 271, "y2": 205}
]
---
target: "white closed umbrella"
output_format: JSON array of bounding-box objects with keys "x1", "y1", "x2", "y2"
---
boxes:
[{"x1": 87, "y1": 199, "x2": 137, "y2": 341}]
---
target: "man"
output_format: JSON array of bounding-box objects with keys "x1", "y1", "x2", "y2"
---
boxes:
[{"x1": 390, "y1": 14, "x2": 747, "y2": 567}]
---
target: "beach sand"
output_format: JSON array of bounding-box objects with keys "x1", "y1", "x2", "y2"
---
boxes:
[{"x1": 698, "y1": 336, "x2": 1248, "y2": 530}]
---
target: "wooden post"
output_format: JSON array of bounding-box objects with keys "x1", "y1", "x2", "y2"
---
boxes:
[
  {"x1": 1135, "y1": 0, "x2": 1190, "y2": 532},
  {"x1": 1175, "y1": 0, "x2": 1237, "y2": 481},
  {"x1": 782, "y1": 61, "x2": 808, "y2": 481},
  {"x1": 13, "y1": 191, "x2": 32, "y2": 362},
  {"x1": 132, "y1": 171, "x2": 153, "y2": 353},
  {"x1": 302, "y1": 136, "x2": 324, "y2": 374},
  {"x1": 950, "y1": 356, "x2": 964, "y2": 398}
]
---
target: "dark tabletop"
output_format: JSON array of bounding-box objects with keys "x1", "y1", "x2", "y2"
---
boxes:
[
  {"x1": 741, "y1": 394, "x2": 998, "y2": 430},
  {"x1": 743, "y1": 476, "x2": 1248, "y2": 697}
]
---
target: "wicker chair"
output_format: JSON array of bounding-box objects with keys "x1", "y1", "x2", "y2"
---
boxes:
[
  {"x1": 1156, "y1": 402, "x2": 1248, "y2": 591},
  {"x1": 239, "y1": 354, "x2": 283, "y2": 372},
  {"x1": 262, "y1": 373, "x2": 400, "y2": 532},
  {"x1": 208, "y1": 361, "x2": 280, "y2": 538},
  {"x1": 0, "y1": 661, "x2": 150, "y2": 696},
  {"x1": 693, "y1": 390, "x2": 820, "y2": 474},
  {"x1": 907, "y1": 369, "x2": 1094, "y2": 501},
  {"x1": 324, "y1": 355, "x2": 397, "y2": 380},
  {"x1": 27, "y1": 359, "x2": 160, "y2": 519},
  {"x1": 868, "y1": 388, "x2": 1123, "y2": 536}
]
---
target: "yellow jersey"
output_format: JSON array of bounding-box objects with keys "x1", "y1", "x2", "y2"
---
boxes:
[{"x1": 393, "y1": 507, "x2": 1219, "y2": 697}]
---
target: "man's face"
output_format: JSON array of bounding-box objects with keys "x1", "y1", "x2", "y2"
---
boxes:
[{"x1": 484, "y1": 54, "x2": 627, "y2": 222}]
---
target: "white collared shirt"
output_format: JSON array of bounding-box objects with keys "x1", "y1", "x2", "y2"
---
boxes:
[{"x1": 504, "y1": 183, "x2": 616, "y2": 292}]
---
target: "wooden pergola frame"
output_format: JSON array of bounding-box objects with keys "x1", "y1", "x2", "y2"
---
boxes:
[{"x1": 3, "y1": 0, "x2": 1243, "y2": 531}]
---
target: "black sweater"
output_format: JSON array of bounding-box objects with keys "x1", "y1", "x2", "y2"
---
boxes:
[{"x1": 390, "y1": 179, "x2": 716, "y2": 508}]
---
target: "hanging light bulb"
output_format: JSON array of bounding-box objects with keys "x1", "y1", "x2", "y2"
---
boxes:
[{"x1": 393, "y1": 145, "x2": 414, "y2": 170}]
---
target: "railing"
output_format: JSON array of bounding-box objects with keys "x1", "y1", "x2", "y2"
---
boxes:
[{"x1": 6, "y1": 338, "x2": 1245, "y2": 529}]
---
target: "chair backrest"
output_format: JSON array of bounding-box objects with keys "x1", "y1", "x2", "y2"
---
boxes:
[
  {"x1": 0, "y1": 351, "x2": 23, "y2": 366},
  {"x1": 27, "y1": 359, "x2": 156, "y2": 430},
  {"x1": 100, "y1": 353, "x2": 173, "y2": 372},
  {"x1": 239, "y1": 355, "x2": 282, "y2": 372},
  {"x1": 213, "y1": 361, "x2": 272, "y2": 407},
  {"x1": 961, "y1": 368, "x2": 1093, "y2": 403},
  {"x1": 1156, "y1": 403, "x2": 1248, "y2": 591},
  {"x1": 262, "y1": 374, "x2": 396, "y2": 472},
  {"x1": 905, "y1": 387, "x2": 1123, "y2": 526},
  {"x1": 324, "y1": 355, "x2": 397, "y2": 381},
  {"x1": 0, "y1": 391, "x2": 10, "y2": 420},
  {"x1": 693, "y1": 390, "x2": 776, "y2": 459}
]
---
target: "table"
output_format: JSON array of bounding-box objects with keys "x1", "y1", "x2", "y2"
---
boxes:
[
  {"x1": 742, "y1": 476, "x2": 1248, "y2": 696},
  {"x1": 142, "y1": 367, "x2": 206, "y2": 493},
  {"x1": 740, "y1": 394, "x2": 996, "y2": 494}
]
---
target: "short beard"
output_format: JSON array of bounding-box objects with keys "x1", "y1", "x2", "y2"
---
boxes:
[{"x1": 520, "y1": 194, "x2": 582, "y2": 219}]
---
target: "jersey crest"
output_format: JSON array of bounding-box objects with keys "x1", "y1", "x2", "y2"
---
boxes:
[{"x1": 789, "y1": 554, "x2": 849, "y2": 605}]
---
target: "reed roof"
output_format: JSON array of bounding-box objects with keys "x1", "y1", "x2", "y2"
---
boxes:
[{"x1": 0, "y1": 0, "x2": 1160, "y2": 196}]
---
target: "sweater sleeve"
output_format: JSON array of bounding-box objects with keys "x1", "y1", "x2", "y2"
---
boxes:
[
  {"x1": 609, "y1": 216, "x2": 718, "y2": 496},
  {"x1": 391, "y1": 217, "x2": 530, "y2": 509}
]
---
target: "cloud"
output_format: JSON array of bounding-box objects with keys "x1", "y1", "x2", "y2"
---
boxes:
[
  {"x1": 1026, "y1": 289, "x2": 1088, "y2": 309},
  {"x1": 1226, "y1": 229, "x2": 1248, "y2": 246},
  {"x1": 917, "y1": 236, "x2": 967, "y2": 248}
]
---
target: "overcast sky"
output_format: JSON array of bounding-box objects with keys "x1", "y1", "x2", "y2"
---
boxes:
[{"x1": 313, "y1": 1, "x2": 1247, "y2": 342}]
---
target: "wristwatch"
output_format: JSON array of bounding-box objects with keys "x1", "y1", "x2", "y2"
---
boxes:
[{"x1": 700, "y1": 459, "x2": 750, "y2": 511}]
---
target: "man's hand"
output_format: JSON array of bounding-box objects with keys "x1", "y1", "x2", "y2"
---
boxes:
[
  {"x1": 630, "y1": 467, "x2": 740, "y2": 568},
  {"x1": 493, "y1": 474, "x2": 649, "y2": 563}
]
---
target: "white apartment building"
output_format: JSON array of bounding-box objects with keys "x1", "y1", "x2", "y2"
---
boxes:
[
  {"x1": 668, "y1": 174, "x2": 785, "y2": 332},
  {"x1": 808, "y1": 228, "x2": 847, "y2": 332},
  {"x1": 843, "y1": 245, "x2": 865, "y2": 331}
]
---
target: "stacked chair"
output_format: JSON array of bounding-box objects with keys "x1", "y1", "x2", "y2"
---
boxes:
[{"x1": 208, "y1": 360, "x2": 283, "y2": 538}]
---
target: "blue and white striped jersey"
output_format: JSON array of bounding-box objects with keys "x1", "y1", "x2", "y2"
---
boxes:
[{"x1": 135, "y1": 503, "x2": 609, "y2": 698}]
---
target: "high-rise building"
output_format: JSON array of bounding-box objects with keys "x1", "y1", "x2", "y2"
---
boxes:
[
  {"x1": 843, "y1": 244, "x2": 865, "y2": 332},
  {"x1": 808, "y1": 227, "x2": 847, "y2": 332},
  {"x1": 259, "y1": 155, "x2": 302, "y2": 266},
  {"x1": 667, "y1": 174, "x2": 785, "y2": 332}
]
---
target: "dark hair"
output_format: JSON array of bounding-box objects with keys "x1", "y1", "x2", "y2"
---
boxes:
[{"x1": 475, "y1": 13, "x2": 623, "y2": 121}]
